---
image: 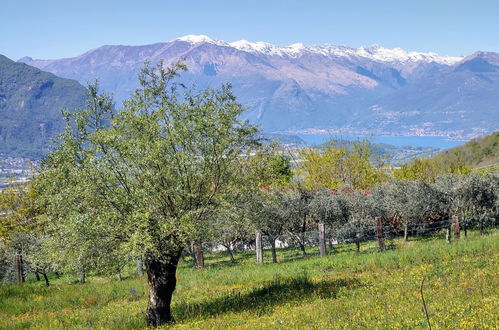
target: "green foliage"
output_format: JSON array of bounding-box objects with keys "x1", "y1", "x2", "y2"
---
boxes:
[
  {"x1": 394, "y1": 156, "x2": 471, "y2": 183},
  {"x1": 242, "y1": 143, "x2": 293, "y2": 190},
  {"x1": 298, "y1": 140, "x2": 386, "y2": 190},
  {"x1": 432, "y1": 131, "x2": 499, "y2": 168},
  {"x1": 0, "y1": 182, "x2": 42, "y2": 238},
  {"x1": 35, "y1": 61, "x2": 259, "y2": 274}
]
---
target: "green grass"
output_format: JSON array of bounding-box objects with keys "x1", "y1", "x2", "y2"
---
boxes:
[{"x1": 1, "y1": 231, "x2": 498, "y2": 329}]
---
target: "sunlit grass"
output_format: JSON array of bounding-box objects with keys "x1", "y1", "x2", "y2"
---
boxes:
[{"x1": 1, "y1": 230, "x2": 497, "y2": 329}]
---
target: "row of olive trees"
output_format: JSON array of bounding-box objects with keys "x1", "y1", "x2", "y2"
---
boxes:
[{"x1": 200, "y1": 172, "x2": 498, "y2": 262}]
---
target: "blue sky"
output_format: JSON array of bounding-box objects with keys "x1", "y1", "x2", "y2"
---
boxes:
[{"x1": 1, "y1": 0, "x2": 498, "y2": 60}]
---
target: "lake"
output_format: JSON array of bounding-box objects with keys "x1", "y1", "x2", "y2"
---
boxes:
[{"x1": 294, "y1": 134, "x2": 468, "y2": 149}]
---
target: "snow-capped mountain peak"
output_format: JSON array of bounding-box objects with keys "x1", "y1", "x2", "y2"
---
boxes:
[
  {"x1": 229, "y1": 40, "x2": 282, "y2": 55},
  {"x1": 355, "y1": 44, "x2": 462, "y2": 65},
  {"x1": 175, "y1": 34, "x2": 228, "y2": 46},
  {"x1": 173, "y1": 35, "x2": 462, "y2": 65}
]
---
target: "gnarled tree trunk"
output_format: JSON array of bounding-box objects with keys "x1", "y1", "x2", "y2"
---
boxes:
[
  {"x1": 355, "y1": 240, "x2": 361, "y2": 252},
  {"x1": 145, "y1": 250, "x2": 182, "y2": 327},
  {"x1": 42, "y1": 272, "x2": 50, "y2": 286}
]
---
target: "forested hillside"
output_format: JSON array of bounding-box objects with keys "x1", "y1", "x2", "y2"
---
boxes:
[
  {"x1": 0, "y1": 55, "x2": 86, "y2": 158},
  {"x1": 432, "y1": 132, "x2": 498, "y2": 168}
]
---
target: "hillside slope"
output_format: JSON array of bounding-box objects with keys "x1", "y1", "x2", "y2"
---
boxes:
[
  {"x1": 0, "y1": 55, "x2": 87, "y2": 158},
  {"x1": 432, "y1": 131, "x2": 499, "y2": 167}
]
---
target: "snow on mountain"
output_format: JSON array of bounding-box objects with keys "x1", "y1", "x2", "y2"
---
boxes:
[
  {"x1": 173, "y1": 35, "x2": 462, "y2": 64},
  {"x1": 176, "y1": 34, "x2": 229, "y2": 47}
]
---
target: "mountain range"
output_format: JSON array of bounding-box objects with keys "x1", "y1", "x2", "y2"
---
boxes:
[{"x1": 17, "y1": 35, "x2": 499, "y2": 139}]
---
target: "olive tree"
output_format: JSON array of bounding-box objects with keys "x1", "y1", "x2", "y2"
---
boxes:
[
  {"x1": 377, "y1": 180, "x2": 443, "y2": 241},
  {"x1": 457, "y1": 173, "x2": 498, "y2": 234},
  {"x1": 249, "y1": 191, "x2": 288, "y2": 263},
  {"x1": 308, "y1": 190, "x2": 348, "y2": 248},
  {"x1": 36, "y1": 62, "x2": 257, "y2": 326},
  {"x1": 242, "y1": 144, "x2": 293, "y2": 263},
  {"x1": 282, "y1": 188, "x2": 313, "y2": 257},
  {"x1": 337, "y1": 192, "x2": 381, "y2": 252},
  {"x1": 0, "y1": 182, "x2": 44, "y2": 284}
]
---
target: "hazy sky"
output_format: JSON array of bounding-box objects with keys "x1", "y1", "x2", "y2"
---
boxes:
[{"x1": 1, "y1": 0, "x2": 498, "y2": 60}]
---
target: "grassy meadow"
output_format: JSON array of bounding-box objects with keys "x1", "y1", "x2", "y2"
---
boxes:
[{"x1": 1, "y1": 231, "x2": 498, "y2": 329}]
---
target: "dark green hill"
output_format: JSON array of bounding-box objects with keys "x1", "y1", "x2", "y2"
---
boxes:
[
  {"x1": 432, "y1": 132, "x2": 499, "y2": 168},
  {"x1": 0, "y1": 55, "x2": 86, "y2": 158}
]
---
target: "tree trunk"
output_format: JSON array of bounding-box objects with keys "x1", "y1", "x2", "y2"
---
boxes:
[
  {"x1": 355, "y1": 240, "x2": 360, "y2": 252},
  {"x1": 299, "y1": 231, "x2": 307, "y2": 257},
  {"x1": 403, "y1": 223, "x2": 409, "y2": 241},
  {"x1": 145, "y1": 251, "x2": 181, "y2": 326},
  {"x1": 42, "y1": 272, "x2": 50, "y2": 287},
  {"x1": 464, "y1": 224, "x2": 467, "y2": 238},
  {"x1": 328, "y1": 238, "x2": 334, "y2": 251},
  {"x1": 299, "y1": 243, "x2": 307, "y2": 257},
  {"x1": 35, "y1": 272, "x2": 40, "y2": 281},
  {"x1": 270, "y1": 238, "x2": 277, "y2": 263},
  {"x1": 16, "y1": 254, "x2": 24, "y2": 285}
]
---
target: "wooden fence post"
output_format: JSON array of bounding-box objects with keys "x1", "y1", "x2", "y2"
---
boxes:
[
  {"x1": 194, "y1": 242, "x2": 205, "y2": 268},
  {"x1": 255, "y1": 231, "x2": 263, "y2": 265},
  {"x1": 375, "y1": 217, "x2": 385, "y2": 252},
  {"x1": 318, "y1": 223, "x2": 327, "y2": 257},
  {"x1": 452, "y1": 216, "x2": 460, "y2": 240},
  {"x1": 136, "y1": 256, "x2": 144, "y2": 276},
  {"x1": 16, "y1": 254, "x2": 24, "y2": 285},
  {"x1": 446, "y1": 221, "x2": 451, "y2": 243},
  {"x1": 78, "y1": 264, "x2": 85, "y2": 284}
]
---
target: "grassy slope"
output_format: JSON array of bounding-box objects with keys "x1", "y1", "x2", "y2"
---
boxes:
[
  {"x1": 433, "y1": 132, "x2": 499, "y2": 168},
  {"x1": 1, "y1": 231, "x2": 498, "y2": 329}
]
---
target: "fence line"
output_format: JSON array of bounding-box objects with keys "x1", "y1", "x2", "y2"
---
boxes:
[{"x1": 253, "y1": 216, "x2": 463, "y2": 264}]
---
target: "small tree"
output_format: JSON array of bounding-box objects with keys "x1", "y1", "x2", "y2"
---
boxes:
[
  {"x1": 0, "y1": 182, "x2": 44, "y2": 284},
  {"x1": 243, "y1": 144, "x2": 293, "y2": 263},
  {"x1": 36, "y1": 62, "x2": 258, "y2": 326},
  {"x1": 338, "y1": 192, "x2": 381, "y2": 252},
  {"x1": 298, "y1": 140, "x2": 385, "y2": 190},
  {"x1": 457, "y1": 173, "x2": 498, "y2": 234},
  {"x1": 210, "y1": 204, "x2": 252, "y2": 263},
  {"x1": 308, "y1": 190, "x2": 348, "y2": 249},
  {"x1": 282, "y1": 187, "x2": 313, "y2": 257}
]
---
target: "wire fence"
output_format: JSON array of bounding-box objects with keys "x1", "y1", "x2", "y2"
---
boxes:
[
  {"x1": 187, "y1": 215, "x2": 496, "y2": 267},
  {"x1": 250, "y1": 218, "x2": 466, "y2": 264}
]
